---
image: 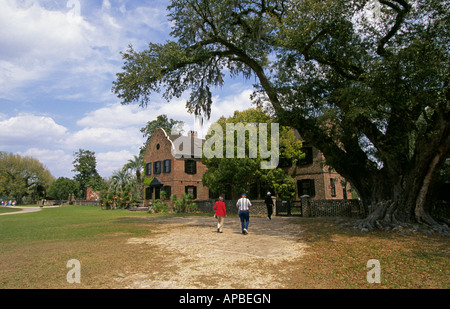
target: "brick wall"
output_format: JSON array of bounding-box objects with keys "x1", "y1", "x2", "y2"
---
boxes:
[
  {"x1": 285, "y1": 145, "x2": 353, "y2": 200},
  {"x1": 86, "y1": 187, "x2": 100, "y2": 201}
]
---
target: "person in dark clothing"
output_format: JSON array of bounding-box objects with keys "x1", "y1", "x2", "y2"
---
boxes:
[{"x1": 264, "y1": 192, "x2": 274, "y2": 220}]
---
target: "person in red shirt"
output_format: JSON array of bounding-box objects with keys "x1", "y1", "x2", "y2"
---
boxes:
[{"x1": 214, "y1": 196, "x2": 227, "y2": 233}]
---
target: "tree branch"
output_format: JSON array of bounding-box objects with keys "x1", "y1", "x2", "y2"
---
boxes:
[{"x1": 377, "y1": 0, "x2": 412, "y2": 56}]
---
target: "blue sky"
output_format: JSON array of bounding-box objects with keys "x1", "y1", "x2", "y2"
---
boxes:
[{"x1": 0, "y1": 0, "x2": 254, "y2": 178}]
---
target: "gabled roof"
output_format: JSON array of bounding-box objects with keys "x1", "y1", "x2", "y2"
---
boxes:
[
  {"x1": 149, "y1": 177, "x2": 164, "y2": 188},
  {"x1": 156, "y1": 128, "x2": 203, "y2": 159}
]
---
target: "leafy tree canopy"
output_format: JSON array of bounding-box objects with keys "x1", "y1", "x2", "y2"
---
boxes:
[
  {"x1": 47, "y1": 177, "x2": 78, "y2": 200},
  {"x1": 0, "y1": 152, "x2": 54, "y2": 203},
  {"x1": 72, "y1": 149, "x2": 104, "y2": 197},
  {"x1": 202, "y1": 108, "x2": 303, "y2": 199}
]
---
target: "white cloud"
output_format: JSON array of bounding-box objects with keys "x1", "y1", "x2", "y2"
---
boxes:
[
  {"x1": 212, "y1": 89, "x2": 254, "y2": 120},
  {"x1": 0, "y1": 1, "x2": 91, "y2": 61},
  {"x1": 76, "y1": 103, "x2": 156, "y2": 129},
  {"x1": 0, "y1": 0, "x2": 170, "y2": 102},
  {"x1": 0, "y1": 114, "x2": 68, "y2": 148},
  {"x1": 19, "y1": 148, "x2": 73, "y2": 178},
  {"x1": 0, "y1": 0, "x2": 95, "y2": 87},
  {"x1": 66, "y1": 126, "x2": 142, "y2": 150},
  {"x1": 102, "y1": 0, "x2": 112, "y2": 11},
  {"x1": 18, "y1": 148, "x2": 136, "y2": 179},
  {"x1": 0, "y1": 86, "x2": 256, "y2": 178},
  {"x1": 97, "y1": 149, "x2": 135, "y2": 177}
]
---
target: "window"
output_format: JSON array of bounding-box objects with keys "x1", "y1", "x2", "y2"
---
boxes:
[
  {"x1": 278, "y1": 156, "x2": 293, "y2": 168},
  {"x1": 185, "y1": 186, "x2": 197, "y2": 199},
  {"x1": 341, "y1": 180, "x2": 348, "y2": 200},
  {"x1": 298, "y1": 179, "x2": 315, "y2": 197},
  {"x1": 153, "y1": 161, "x2": 161, "y2": 174},
  {"x1": 330, "y1": 178, "x2": 336, "y2": 197},
  {"x1": 297, "y1": 147, "x2": 313, "y2": 166},
  {"x1": 145, "y1": 163, "x2": 152, "y2": 176},
  {"x1": 163, "y1": 159, "x2": 171, "y2": 173},
  {"x1": 185, "y1": 159, "x2": 197, "y2": 175}
]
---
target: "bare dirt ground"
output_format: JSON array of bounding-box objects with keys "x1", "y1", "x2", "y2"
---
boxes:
[{"x1": 116, "y1": 215, "x2": 308, "y2": 289}]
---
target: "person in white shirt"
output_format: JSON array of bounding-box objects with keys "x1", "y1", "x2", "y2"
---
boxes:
[{"x1": 236, "y1": 193, "x2": 252, "y2": 234}]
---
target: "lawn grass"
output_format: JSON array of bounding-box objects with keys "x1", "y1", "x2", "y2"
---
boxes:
[
  {"x1": 283, "y1": 218, "x2": 449, "y2": 289},
  {"x1": 0, "y1": 205, "x2": 155, "y2": 288},
  {"x1": 0, "y1": 207, "x2": 22, "y2": 214},
  {"x1": 0, "y1": 206, "x2": 448, "y2": 289}
]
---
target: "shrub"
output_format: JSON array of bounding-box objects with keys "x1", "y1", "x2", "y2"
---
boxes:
[
  {"x1": 172, "y1": 193, "x2": 197, "y2": 213},
  {"x1": 151, "y1": 199, "x2": 168, "y2": 213}
]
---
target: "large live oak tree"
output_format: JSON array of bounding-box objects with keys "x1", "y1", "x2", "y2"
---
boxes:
[
  {"x1": 0, "y1": 152, "x2": 54, "y2": 203},
  {"x1": 112, "y1": 0, "x2": 449, "y2": 231}
]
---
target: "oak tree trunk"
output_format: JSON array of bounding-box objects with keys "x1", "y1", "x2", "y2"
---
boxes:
[{"x1": 355, "y1": 146, "x2": 449, "y2": 233}]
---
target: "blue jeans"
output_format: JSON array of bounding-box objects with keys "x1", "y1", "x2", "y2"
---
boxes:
[{"x1": 239, "y1": 210, "x2": 250, "y2": 233}]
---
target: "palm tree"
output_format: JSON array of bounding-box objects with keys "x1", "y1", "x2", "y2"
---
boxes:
[
  {"x1": 109, "y1": 169, "x2": 132, "y2": 193},
  {"x1": 124, "y1": 154, "x2": 144, "y2": 199}
]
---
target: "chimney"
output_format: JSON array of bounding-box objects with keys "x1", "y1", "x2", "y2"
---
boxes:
[{"x1": 188, "y1": 130, "x2": 198, "y2": 138}]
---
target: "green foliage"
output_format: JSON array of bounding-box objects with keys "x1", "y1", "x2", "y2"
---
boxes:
[
  {"x1": 72, "y1": 149, "x2": 104, "y2": 197},
  {"x1": 47, "y1": 177, "x2": 79, "y2": 200},
  {"x1": 0, "y1": 152, "x2": 54, "y2": 203},
  {"x1": 142, "y1": 176, "x2": 153, "y2": 187},
  {"x1": 99, "y1": 189, "x2": 134, "y2": 210},
  {"x1": 148, "y1": 192, "x2": 197, "y2": 214},
  {"x1": 152, "y1": 199, "x2": 169, "y2": 213},
  {"x1": 263, "y1": 168, "x2": 296, "y2": 201},
  {"x1": 170, "y1": 193, "x2": 197, "y2": 213},
  {"x1": 202, "y1": 108, "x2": 302, "y2": 199},
  {"x1": 123, "y1": 154, "x2": 145, "y2": 200}
]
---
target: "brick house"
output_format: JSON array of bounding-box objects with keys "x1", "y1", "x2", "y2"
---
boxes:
[
  {"x1": 143, "y1": 127, "x2": 352, "y2": 203},
  {"x1": 143, "y1": 128, "x2": 209, "y2": 203},
  {"x1": 280, "y1": 130, "x2": 353, "y2": 200}
]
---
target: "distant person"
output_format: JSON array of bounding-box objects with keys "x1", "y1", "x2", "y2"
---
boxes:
[
  {"x1": 265, "y1": 192, "x2": 274, "y2": 220},
  {"x1": 214, "y1": 196, "x2": 227, "y2": 233},
  {"x1": 236, "y1": 193, "x2": 252, "y2": 235}
]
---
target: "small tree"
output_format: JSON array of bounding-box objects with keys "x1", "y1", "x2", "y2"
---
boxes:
[
  {"x1": 202, "y1": 108, "x2": 303, "y2": 199},
  {"x1": 264, "y1": 168, "x2": 296, "y2": 201},
  {"x1": 72, "y1": 149, "x2": 104, "y2": 198},
  {"x1": 47, "y1": 177, "x2": 79, "y2": 200},
  {"x1": 124, "y1": 154, "x2": 145, "y2": 200}
]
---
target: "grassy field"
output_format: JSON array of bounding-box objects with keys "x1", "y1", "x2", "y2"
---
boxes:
[
  {"x1": 0, "y1": 207, "x2": 22, "y2": 214},
  {"x1": 284, "y1": 217, "x2": 449, "y2": 288},
  {"x1": 0, "y1": 205, "x2": 448, "y2": 289}
]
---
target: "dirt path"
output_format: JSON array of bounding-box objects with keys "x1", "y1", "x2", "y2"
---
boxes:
[
  {"x1": 118, "y1": 216, "x2": 308, "y2": 289},
  {"x1": 0, "y1": 206, "x2": 60, "y2": 216},
  {"x1": 0, "y1": 206, "x2": 42, "y2": 216}
]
